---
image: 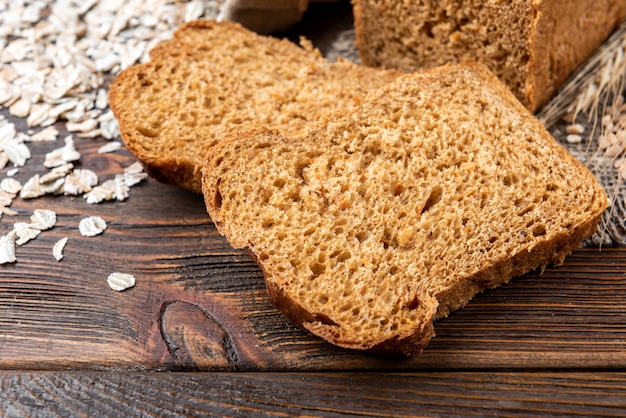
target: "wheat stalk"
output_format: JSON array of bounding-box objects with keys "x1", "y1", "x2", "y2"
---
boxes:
[
  {"x1": 538, "y1": 20, "x2": 626, "y2": 128},
  {"x1": 538, "y1": 20, "x2": 626, "y2": 245}
]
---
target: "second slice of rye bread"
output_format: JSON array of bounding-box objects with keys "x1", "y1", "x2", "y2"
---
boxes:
[{"x1": 108, "y1": 20, "x2": 401, "y2": 193}]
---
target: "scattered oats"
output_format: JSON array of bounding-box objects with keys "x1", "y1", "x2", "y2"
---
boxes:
[
  {"x1": 40, "y1": 163, "x2": 74, "y2": 184},
  {"x1": 83, "y1": 181, "x2": 116, "y2": 204},
  {"x1": 0, "y1": 122, "x2": 16, "y2": 143},
  {"x1": 14, "y1": 222, "x2": 41, "y2": 246},
  {"x1": 20, "y1": 175, "x2": 42, "y2": 199},
  {"x1": 566, "y1": 123, "x2": 585, "y2": 135},
  {"x1": 66, "y1": 118, "x2": 98, "y2": 133},
  {"x1": 30, "y1": 209, "x2": 57, "y2": 231},
  {"x1": 0, "y1": 207, "x2": 18, "y2": 217},
  {"x1": 98, "y1": 141, "x2": 122, "y2": 154},
  {"x1": 26, "y1": 103, "x2": 53, "y2": 127},
  {"x1": 3, "y1": 139, "x2": 31, "y2": 167},
  {"x1": 0, "y1": 190, "x2": 14, "y2": 207},
  {"x1": 95, "y1": 88, "x2": 108, "y2": 110},
  {"x1": 79, "y1": 216, "x2": 107, "y2": 237},
  {"x1": 0, "y1": 83, "x2": 19, "y2": 107},
  {"x1": 64, "y1": 168, "x2": 98, "y2": 195},
  {"x1": 30, "y1": 126, "x2": 59, "y2": 142},
  {"x1": 47, "y1": 100, "x2": 79, "y2": 121},
  {"x1": 0, "y1": 178, "x2": 22, "y2": 195},
  {"x1": 99, "y1": 117, "x2": 119, "y2": 140},
  {"x1": 124, "y1": 161, "x2": 145, "y2": 175},
  {"x1": 44, "y1": 177, "x2": 66, "y2": 195},
  {"x1": 123, "y1": 169, "x2": 148, "y2": 188},
  {"x1": 185, "y1": 0, "x2": 206, "y2": 22},
  {"x1": 44, "y1": 135, "x2": 81, "y2": 168},
  {"x1": 9, "y1": 98, "x2": 31, "y2": 118},
  {"x1": 0, "y1": 153, "x2": 8, "y2": 170},
  {"x1": 107, "y1": 272, "x2": 136, "y2": 291},
  {"x1": 43, "y1": 149, "x2": 66, "y2": 168},
  {"x1": 566, "y1": 134, "x2": 583, "y2": 144},
  {"x1": 113, "y1": 174, "x2": 130, "y2": 201},
  {"x1": 0, "y1": 0, "x2": 225, "y2": 263},
  {"x1": 0, "y1": 230, "x2": 17, "y2": 265},
  {"x1": 52, "y1": 237, "x2": 68, "y2": 261}
]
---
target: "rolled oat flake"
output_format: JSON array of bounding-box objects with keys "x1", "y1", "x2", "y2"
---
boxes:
[{"x1": 107, "y1": 272, "x2": 136, "y2": 291}]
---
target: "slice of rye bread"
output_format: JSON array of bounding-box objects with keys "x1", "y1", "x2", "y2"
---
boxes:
[
  {"x1": 201, "y1": 61, "x2": 608, "y2": 356},
  {"x1": 108, "y1": 20, "x2": 402, "y2": 193}
]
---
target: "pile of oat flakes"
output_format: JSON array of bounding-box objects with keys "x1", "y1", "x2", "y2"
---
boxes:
[{"x1": 0, "y1": 0, "x2": 224, "y2": 287}]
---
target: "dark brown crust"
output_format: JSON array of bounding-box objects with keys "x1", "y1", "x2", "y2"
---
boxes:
[{"x1": 434, "y1": 209, "x2": 604, "y2": 320}]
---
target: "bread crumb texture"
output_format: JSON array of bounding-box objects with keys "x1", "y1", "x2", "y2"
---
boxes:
[
  {"x1": 353, "y1": 0, "x2": 626, "y2": 112},
  {"x1": 203, "y1": 62, "x2": 608, "y2": 355},
  {"x1": 109, "y1": 20, "x2": 400, "y2": 192}
]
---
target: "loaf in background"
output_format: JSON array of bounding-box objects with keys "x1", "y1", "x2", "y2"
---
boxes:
[{"x1": 353, "y1": 0, "x2": 626, "y2": 112}]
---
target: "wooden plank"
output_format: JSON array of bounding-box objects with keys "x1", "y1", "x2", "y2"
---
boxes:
[
  {"x1": 2, "y1": 371, "x2": 626, "y2": 417},
  {"x1": 2, "y1": 129, "x2": 626, "y2": 371}
]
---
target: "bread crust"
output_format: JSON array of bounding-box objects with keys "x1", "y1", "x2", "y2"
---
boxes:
[{"x1": 353, "y1": 0, "x2": 626, "y2": 112}]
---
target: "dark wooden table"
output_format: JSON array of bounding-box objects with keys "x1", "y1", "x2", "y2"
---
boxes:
[{"x1": 3, "y1": 3, "x2": 626, "y2": 416}]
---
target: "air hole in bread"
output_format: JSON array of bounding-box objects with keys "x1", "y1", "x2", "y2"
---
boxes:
[
  {"x1": 421, "y1": 185, "x2": 443, "y2": 215},
  {"x1": 213, "y1": 180, "x2": 222, "y2": 209},
  {"x1": 354, "y1": 230, "x2": 368, "y2": 243},
  {"x1": 309, "y1": 263, "x2": 326, "y2": 277},
  {"x1": 294, "y1": 157, "x2": 311, "y2": 180},
  {"x1": 273, "y1": 178, "x2": 286, "y2": 188},
  {"x1": 502, "y1": 173, "x2": 519, "y2": 186},
  {"x1": 287, "y1": 186, "x2": 301, "y2": 202},
  {"x1": 392, "y1": 182, "x2": 406, "y2": 196},
  {"x1": 137, "y1": 126, "x2": 159, "y2": 138},
  {"x1": 518, "y1": 205, "x2": 534, "y2": 217},
  {"x1": 420, "y1": 22, "x2": 434, "y2": 38},
  {"x1": 532, "y1": 225, "x2": 547, "y2": 237},
  {"x1": 405, "y1": 294, "x2": 420, "y2": 310},
  {"x1": 382, "y1": 227, "x2": 393, "y2": 249}
]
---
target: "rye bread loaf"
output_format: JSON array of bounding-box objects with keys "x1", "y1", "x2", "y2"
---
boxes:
[
  {"x1": 352, "y1": 0, "x2": 626, "y2": 112},
  {"x1": 108, "y1": 20, "x2": 401, "y2": 193},
  {"x1": 202, "y1": 61, "x2": 608, "y2": 355}
]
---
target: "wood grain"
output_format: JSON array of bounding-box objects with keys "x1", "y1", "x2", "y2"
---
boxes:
[
  {"x1": 2, "y1": 371, "x2": 626, "y2": 417},
  {"x1": 2, "y1": 126, "x2": 626, "y2": 371}
]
